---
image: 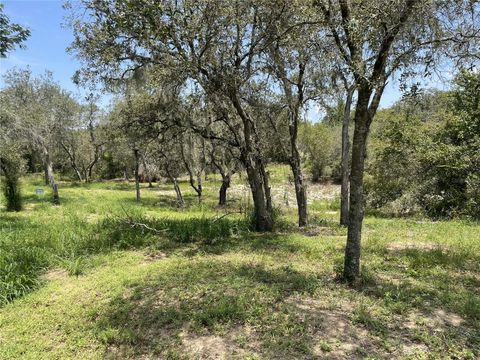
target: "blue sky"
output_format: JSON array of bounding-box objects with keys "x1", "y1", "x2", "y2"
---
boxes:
[
  {"x1": 0, "y1": 0, "x2": 453, "y2": 116},
  {"x1": 0, "y1": 0, "x2": 85, "y2": 97}
]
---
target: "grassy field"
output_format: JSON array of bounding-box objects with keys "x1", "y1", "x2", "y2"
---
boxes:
[{"x1": 0, "y1": 166, "x2": 479, "y2": 359}]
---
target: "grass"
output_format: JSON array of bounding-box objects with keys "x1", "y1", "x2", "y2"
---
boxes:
[{"x1": 0, "y1": 166, "x2": 479, "y2": 359}]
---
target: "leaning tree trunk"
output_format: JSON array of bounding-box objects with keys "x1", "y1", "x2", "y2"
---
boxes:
[
  {"x1": 196, "y1": 174, "x2": 202, "y2": 203},
  {"x1": 218, "y1": 173, "x2": 230, "y2": 206},
  {"x1": 133, "y1": 149, "x2": 140, "y2": 202},
  {"x1": 340, "y1": 89, "x2": 354, "y2": 226},
  {"x1": 74, "y1": 168, "x2": 83, "y2": 182},
  {"x1": 60, "y1": 143, "x2": 83, "y2": 182},
  {"x1": 230, "y1": 91, "x2": 273, "y2": 231},
  {"x1": 86, "y1": 157, "x2": 99, "y2": 183},
  {"x1": 185, "y1": 170, "x2": 202, "y2": 203},
  {"x1": 343, "y1": 93, "x2": 371, "y2": 282}
]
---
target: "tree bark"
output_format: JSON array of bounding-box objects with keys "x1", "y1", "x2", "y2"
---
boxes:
[
  {"x1": 245, "y1": 158, "x2": 273, "y2": 231},
  {"x1": 196, "y1": 174, "x2": 202, "y2": 203},
  {"x1": 86, "y1": 157, "x2": 99, "y2": 183},
  {"x1": 43, "y1": 150, "x2": 54, "y2": 186},
  {"x1": 269, "y1": 49, "x2": 308, "y2": 227},
  {"x1": 74, "y1": 168, "x2": 83, "y2": 182},
  {"x1": 133, "y1": 149, "x2": 140, "y2": 202},
  {"x1": 290, "y1": 158, "x2": 308, "y2": 227},
  {"x1": 219, "y1": 174, "x2": 230, "y2": 206},
  {"x1": 230, "y1": 91, "x2": 273, "y2": 231},
  {"x1": 343, "y1": 90, "x2": 371, "y2": 282},
  {"x1": 52, "y1": 183, "x2": 60, "y2": 205},
  {"x1": 85, "y1": 110, "x2": 101, "y2": 183},
  {"x1": 340, "y1": 88, "x2": 354, "y2": 226}
]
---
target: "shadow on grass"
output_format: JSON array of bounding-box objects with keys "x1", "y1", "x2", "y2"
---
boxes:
[
  {"x1": 93, "y1": 259, "x2": 323, "y2": 358},
  {"x1": 0, "y1": 213, "x2": 40, "y2": 232},
  {"x1": 354, "y1": 244, "x2": 480, "y2": 352}
]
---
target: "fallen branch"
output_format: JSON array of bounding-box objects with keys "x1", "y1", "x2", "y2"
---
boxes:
[
  {"x1": 117, "y1": 205, "x2": 169, "y2": 234},
  {"x1": 212, "y1": 211, "x2": 242, "y2": 223}
]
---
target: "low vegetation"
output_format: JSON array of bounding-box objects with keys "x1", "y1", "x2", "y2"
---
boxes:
[
  {"x1": 1, "y1": 2, "x2": 479, "y2": 358},
  {"x1": 1, "y1": 169, "x2": 479, "y2": 359}
]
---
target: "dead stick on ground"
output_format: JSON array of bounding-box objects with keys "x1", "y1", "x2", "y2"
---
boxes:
[
  {"x1": 117, "y1": 205, "x2": 169, "y2": 234},
  {"x1": 212, "y1": 211, "x2": 242, "y2": 223}
]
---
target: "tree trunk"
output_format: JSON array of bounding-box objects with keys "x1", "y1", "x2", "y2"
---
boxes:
[
  {"x1": 87, "y1": 159, "x2": 98, "y2": 183},
  {"x1": 124, "y1": 167, "x2": 129, "y2": 181},
  {"x1": 60, "y1": 142, "x2": 83, "y2": 182},
  {"x1": 219, "y1": 174, "x2": 230, "y2": 206},
  {"x1": 290, "y1": 158, "x2": 308, "y2": 227},
  {"x1": 343, "y1": 91, "x2": 370, "y2": 282},
  {"x1": 245, "y1": 159, "x2": 273, "y2": 232},
  {"x1": 43, "y1": 153, "x2": 54, "y2": 186},
  {"x1": 173, "y1": 177, "x2": 184, "y2": 206},
  {"x1": 52, "y1": 183, "x2": 60, "y2": 205},
  {"x1": 340, "y1": 89, "x2": 354, "y2": 226},
  {"x1": 269, "y1": 49, "x2": 307, "y2": 228},
  {"x1": 133, "y1": 149, "x2": 140, "y2": 202},
  {"x1": 42, "y1": 148, "x2": 60, "y2": 205},
  {"x1": 74, "y1": 168, "x2": 83, "y2": 182},
  {"x1": 230, "y1": 91, "x2": 273, "y2": 231},
  {"x1": 196, "y1": 174, "x2": 202, "y2": 203},
  {"x1": 288, "y1": 105, "x2": 307, "y2": 226}
]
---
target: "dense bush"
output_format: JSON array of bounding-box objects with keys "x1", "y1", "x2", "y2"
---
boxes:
[
  {"x1": 299, "y1": 122, "x2": 341, "y2": 182},
  {"x1": 366, "y1": 71, "x2": 480, "y2": 219},
  {"x1": 0, "y1": 150, "x2": 24, "y2": 212}
]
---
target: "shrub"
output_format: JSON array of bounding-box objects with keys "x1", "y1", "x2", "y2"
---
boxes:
[
  {"x1": 1, "y1": 156, "x2": 23, "y2": 211},
  {"x1": 366, "y1": 71, "x2": 480, "y2": 220},
  {"x1": 298, "y1": 122, "x2": 340, "y2": 182}
]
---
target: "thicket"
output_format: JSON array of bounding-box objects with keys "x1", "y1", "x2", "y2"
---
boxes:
[{"x1": 365, "y1": 71, "x2": 480, "y2": 219}]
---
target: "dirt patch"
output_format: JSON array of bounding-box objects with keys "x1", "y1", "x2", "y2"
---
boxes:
[
  {"x1": 41, "y1": 269, "x2": 67, "y2": 281},
  {"x1": 286, "y1": 295, "x2": 470, "y2": 359},
  {"x1": 180, "y1": 326, "x2": 259, "y2": 359},
  {"x1": 402, "y1": 343, "x2": 429, "y2": 357},
  {"x1": 182, "y1": 334, "x2": 229, "y2": 358},
  {"x1": 433, "y1": 309, "x2": 464, "y2": 327},
  {"x1": 288, "y1": 296, "x2": 384, "y2": 359},
  {"x1": 403, "y1": 309, "x2": 464, "y2": 330},
  {"x1": 143, "y1": 251, "x2": 168, "y2": 262}
]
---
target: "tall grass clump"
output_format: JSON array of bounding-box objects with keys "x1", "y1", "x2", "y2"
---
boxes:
[
  {"x1": 99, "y1": 213, "x2": 248, "y2": 247},
  {"x1": 0, "y1": 237, "x2": 49, "y2": 305}
]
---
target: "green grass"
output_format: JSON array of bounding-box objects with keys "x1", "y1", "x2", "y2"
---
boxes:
[{"x1": 0, "y1": 168, "x2": 479, "y2": 359}]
